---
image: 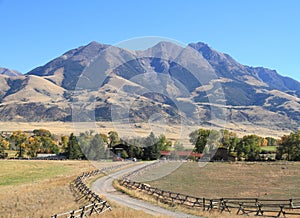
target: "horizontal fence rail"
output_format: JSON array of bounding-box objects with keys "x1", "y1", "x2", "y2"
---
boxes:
[
  {"x1": 51, "y1": 202, "x2": 111, "y2": 218},
  {"x1": 52, "y1": 162, "x2": 132, "y2": 218},
  {"x1": 119, "y1": 161, "x2": 300, "y2": 218}
]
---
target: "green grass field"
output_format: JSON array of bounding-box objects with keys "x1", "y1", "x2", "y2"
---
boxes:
[
  {"x1": 0, "y1": 160, "x2": 70, "y2": 186},
  {"x1": 261, "y1": 146, "x2": 278, "y2": 152},
  {"x1": 135, "y1": 161, "x2": 300, "y2": 199}
]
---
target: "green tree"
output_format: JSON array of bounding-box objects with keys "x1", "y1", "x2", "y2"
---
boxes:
[
  {"x1": 157, "y1": 134, "x2": 172, "y2": 151},
  {"x1": 277, "y1": 131, "x2": 300, "y2": 161},
  {"x1": 40, "y1": 136, "x2": 59, "y2": 154},
  {"x1": 189, "y1": 129, "x2": 210, "y2": 153},
  {"x1": 266, "y1": 137, "x2": 278, "y2": 146},
  {"x1": 32, "y1": 129, "x2": 59, "y2": 154},
  {"x1": 174, "y1": 141, "x2": 185, "y2": 151},
  {"x1": 220, "y1": 129, "x2": 240, "y2": 158},
  {"x1": 120, "y1": 150, "x2": 129, "y2": 159},
  {"x1": 127, "y1": 144, "x2": 135, "y2": 158},
  {"x1": 77, "y1": 132, "x2": 94, "y2": 159},
  {"x1": 143, "y1": 132, "x2": 160, "y2": 160},
  {"x1": 33, "y1": 129, "x2": 52, "y2": 137},
  {"x1": 189, "y1": 129, "x2": 220, "y2": 154},
  {"x1": 108, "y1": 131, "x2": 119, "y2": 148},
  {"x1": 236, "y1": 135, "x2": 261, "y2": 161},
  {"x1": 67, "y1": 133, "x2": 83, "y2": 159},
  {"x1": 87, "y1": 134, "x2": 106, "y2": 160},
  {"x1": 100, "y1": 133, "x2": 109, "y2": 146}
]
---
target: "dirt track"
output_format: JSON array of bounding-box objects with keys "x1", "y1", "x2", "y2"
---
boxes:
[{"x1": 92, "y1": 163, "x2": 200, "y2": 218}]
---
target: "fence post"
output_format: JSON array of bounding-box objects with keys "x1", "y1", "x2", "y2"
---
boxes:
[
  {"x1": 289, "y1": 199, "x2": 294, "y2": 209},
  {"x1": 203, "y1": 198, "x2": 206, "y2": 211},
  {"x1": 89, "y1": 202, "x2": 97, "y2": 215},
  {"x1": 70, "y1": 210, "x2": 75, "y2": 218},
  {"x1": 80, "y1": 206, "x2": 85, "y2": 218}
]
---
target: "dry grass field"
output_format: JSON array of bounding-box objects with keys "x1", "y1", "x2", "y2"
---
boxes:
[
  {"x1": 117, "y1": 161, "x2": 300, "y2": 218},
  {"x1": 0, "y1": 160, "x2": 95, "y2": 217},
  {"x1": 0, "y1": 160, "x2": 168, "y2": 218},
  {"x1": 0, "y1": 121, "x2": 288, "y2": 140},
  {"x1": 136, "y1": 161, "x2": 300, "y2": 199}
]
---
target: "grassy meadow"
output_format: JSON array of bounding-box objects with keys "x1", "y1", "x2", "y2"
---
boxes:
[
  {"x1": 135, "y1": 161, "x2": 300, "y2": 199},
  {"x1": 0, "y1": 160, "x2": 168, "y2": 218}
]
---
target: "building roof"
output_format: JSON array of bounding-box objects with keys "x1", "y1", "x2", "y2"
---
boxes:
[{"x1": 160, "y1": 150, "x2": 202, "y2": 157}]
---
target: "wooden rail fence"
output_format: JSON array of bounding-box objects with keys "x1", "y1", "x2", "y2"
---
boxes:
[
  {"x1": 52, "y1": 163, "x2": 132, "y2": 218},
  {"x1": 51, "y1": 202, "x2": 111, "y2": 218},
  {"x1": 119, "y1": 161, "x2": 300, "y2": 218}
]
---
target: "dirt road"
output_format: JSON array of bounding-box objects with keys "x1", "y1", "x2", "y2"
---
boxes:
[{"x1": 92, "y1": 162, "x2": 200, "y2": 218}]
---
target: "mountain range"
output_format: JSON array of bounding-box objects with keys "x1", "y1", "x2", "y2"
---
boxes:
[{"x1": 1, "y1": 41, "x2": 300, "y2": 133}]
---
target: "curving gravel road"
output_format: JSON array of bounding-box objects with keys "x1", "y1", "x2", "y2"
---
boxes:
[{"x1": 92, "y1": 162, "x2": 200, "y2": 218}]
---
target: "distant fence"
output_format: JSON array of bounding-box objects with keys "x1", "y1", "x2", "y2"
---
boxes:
[
  {"x1": 121, "y1": 160, "x2": 163, "y2": 180},
  {"x1": 52, "y1": 162, "x2": 132, "y2": 218},
  {"x1": 119, "y1": 161, "x2": 300, "y2": 218}
]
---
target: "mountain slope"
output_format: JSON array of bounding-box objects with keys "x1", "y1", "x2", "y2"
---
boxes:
[
  {"x1": 27, "y1": 41, "x2": 109, "y2": 90},
  {"x1": 1, "y1": 41, "x2": 300, "y2": 132}
]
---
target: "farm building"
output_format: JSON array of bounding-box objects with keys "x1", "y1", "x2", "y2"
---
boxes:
[
  {"x1": 111, "y1": 143, "x2": 129, "y2": 158},
  {"x1": 160, "y1": 150, "x2": 202, "y2": 160}
]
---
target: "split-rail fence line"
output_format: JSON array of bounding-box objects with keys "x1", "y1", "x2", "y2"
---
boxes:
[
  {"x1": 119, "y1": 161, "x2": 300, "y2": 218},
  {"x1": 51, "y1": 160, "x2": 300, "y2": 218},
  {"x1": 51, "y1": 163, "x2": 132, "y2": 218}
]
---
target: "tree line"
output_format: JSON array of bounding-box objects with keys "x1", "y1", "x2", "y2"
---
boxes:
[
  {"x1": 0, "y1": 129, "x2": 172, "y2": 160},
  {"x1": 189, "y1": 129, "x2": 300, "y2": 161},
  {"x1": 0, "y1": 128, "x2": 299, "y2": 161}
]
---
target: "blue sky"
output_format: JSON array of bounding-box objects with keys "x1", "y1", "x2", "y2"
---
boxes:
[{"x1": 1, "y1": 0, "x2": 300, "y2": 81}]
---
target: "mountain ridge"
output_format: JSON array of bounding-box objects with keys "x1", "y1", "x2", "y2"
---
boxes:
[
  {"x1": 1, "y1": 41, "x2": 300, "y2": 133},
  {"x1": 0, "y1": 67, "x2": 22, "y2": 77}
]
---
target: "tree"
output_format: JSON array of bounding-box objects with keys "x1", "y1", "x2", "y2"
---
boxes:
[
  {"x1": 87, "y1": 134, "x2": 106, "y2": 160},
  {"x1": 99, "y1": 133, "x2": 109, "y2": 146},
  {"x1": 120, "y1": 150, "x2": 129, "y2": 159},
  {"x1": 33, "y1": 129, "x2": 51, "y2": 137},
  {"x1": 266, "y1": 137, "x2": 278, "y2": 146},
  {"x1": 67, "y1": 133, "x2": 83, "y2": 159},
  {"x1": 236, "y1": 135, "x2": 261, "y2": 161},
  {"x1": 32, "y1": 129, "x2": 59, "y2": 154},
  {"x1": 261, "y1": 138, "x2": 268, "y2": 147},
  {"x1": 127, "y1": 144, "x2": 135, "y2": 158},
  {"x1": 26, "y1": 136, "x2": 41, "y2": 157},
  {"x1": 174, "y1": 141, "x2": 185, "y2": 151},
  {"x1": 189, "y1": 129, "x2": 220, "y2": 154},
  {"x1": 189, "y1": 129, "x2": 209, "y2": 153},
  {"x1": 277, "y1": 131, "x2": 300, "y2": 161},
  {"x1": 60, "y1": 135, "x2": 69, "y2": 153},
  {"x1": 108, "y1": 131, "x2": 119, "y2": 148},
  {"x1": 143, "y1": 132, "x2": 160, "y2": 160},
  {"x1": 157, "y1": 135, "x2": 172, "y2": 151},
  {"x1": 10, "y1": 131, "x2": 28, "y2": 158},
  {"x1": 40, "y1": 136, "x2": 59, "y2": 154},
  {"x1": 0, "y1": 136, "x2": 9, "y2": 158}
]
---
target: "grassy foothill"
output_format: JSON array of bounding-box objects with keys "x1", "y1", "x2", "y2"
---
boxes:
[{"x1": 0, "y1": 160, "x2": 166, "y2": 218}]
